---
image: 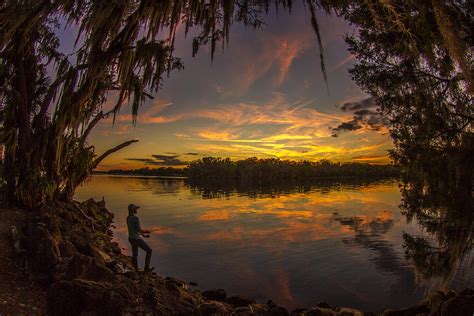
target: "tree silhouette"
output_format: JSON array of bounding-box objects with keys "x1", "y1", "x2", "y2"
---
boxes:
[{"x1": 342, "y1": 0, "x2": 473, "y2": 202}]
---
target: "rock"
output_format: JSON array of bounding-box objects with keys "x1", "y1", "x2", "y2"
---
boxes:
[
  {"x1": 65, "y1": 254, "x2": 115, "y2": 282},
  {"x1": 47, "y1": 279, "x2": 132, "y2": 316},
  {"x1": 268, "y1": 306, "x2": 289, "y2": 315},
  {"x1": 202, "y1": 289, "x2": 227, "y2": 301},
  {"x1": 333, "y1": 307, "x2": 365, "y2": 315},
  {"x1": 382, "y1": 303, "x2": 430, "y2": 316},
  {"x1": 58, "y1": 239, "x2": 78, "y2": 258},
  {"x1": 165, "y1": 281, "x2": 182, "y2": 297},
  {"x1": 69, "y1": 230, "x2": 91, "y2": 254},
  {"x1": 291, "y1": 308, "x2": 308, "y2": 315},
  {"x1": 306, "y1": 307, "x2": 334, "y2": 316},
  {"x1": 267, "y1": 300, "x2": 277, "y2": 308},
  {"x1": 111, "y1": 242, "x2": 121, "y2": 255},
  {"x1": 316, "y1": 302, "x2": 331, "y2": 308},
  {"x1": 234, "y1": 306, "x2": 254, "y2": 315},
  {"x1": 189, "y1": 281, "x2": 198, "y2": 286},
  {"x1": 427, "y1": 290, "x2": 449, "y2": 314},
  {"x1": 199, "y1": 301, "x2": 230, "y2": 315},
  {"x1": 28, "y1": 224, "x2": 60, "y2": 276},
  {"x1": 90, "y1": 246, "x2": 113, "y2": 265},
  {"x1": 226, "y1": 295, "x2": 256, "y2": 307},
  {"x1": 165, "y1": 276, "x2": 187, "y2": 289},
  {"x1": 460, "y1": 288, "x2": 474, "y2": 296},
  {"x1": 114, "y1": 261, "x2": 131, "y2": 274},
  {"x1": 54, "y1": 200, "x2": 66, "y2": 210},
  {"x1": 440, "y1": 295, "x2": 474, "y2": 316},
  {"x1": 96, "y1": 200, "x2": 106, "y2": 209}
]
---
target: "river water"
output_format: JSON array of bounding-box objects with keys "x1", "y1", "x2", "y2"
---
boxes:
[{"x1": 75, "y1": 175, "x2": 473, "y2": 312}]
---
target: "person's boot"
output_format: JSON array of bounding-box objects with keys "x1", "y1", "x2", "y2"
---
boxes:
[{"x1": 144, "y1": 252, "x2": 154, "y2": 272}]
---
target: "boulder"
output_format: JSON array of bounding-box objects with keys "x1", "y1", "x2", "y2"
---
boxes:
[
  {"x1": 226, "y1": 295, "x2": 256, "y2": 307},
  {"x1": 250, "y1": 303, "x2": 269, "y2": 314},
  {"x1": 440, "y1": 295, "x2": 474, "y2": 316},
  {"x1": 382, "y1": 303, "x2": 430, "y2": 316},
  {"x1": 426, "y1": 290, "x2": 450, "y2": 314},
  {"x1": 234, "y1": 306, "x2": 255, "y2": 315},
  {"x1": 202, "y1": 289, "x2": 227, "y2": 301},
  {"x1": 65, "y1": 254, "x2": 115, "y2": 282},
  {"x1": 316, "y1": 302, "x2": 331, "y2": 309},
  {"x1": 69, "y1": 230, "x2": 91, "y2": 254},
  {"x1": 306, "y1": 307, "x2": 335, "y2": 316},
  {"x1": 460, "y1": 288, "x2": 474, "y2": 296},
  {"x1": 28, "y1": 224, "x2": 60, "y2": 276},
  {"x1": 165, "y1": 276, "x2": 187, "y2": 289},
  {"x1": 58, "y1": 239, "x2": 78, "y2": 258},
  {"x1": 47, "y1": 279, "x2": 132, "y2": 316},
  {"x1": 268, "y1": 306, "x2": 289, "y2": 315},
  {"x1": 199, "y1": 301, "x2": 230, "y2": 315},
  {"x1": 267, "y1": 300, "x2": 277, "y2": 308},
  {"x1": 291, "y1": 308, "x2": 308, "y2": 315}
]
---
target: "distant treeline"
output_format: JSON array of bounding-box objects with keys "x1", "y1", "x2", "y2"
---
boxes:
[
  {"x1": 99, "y1": 167, "x2": 185, "y2": 177},
  {"x1": 96, "y1": 157, "x2": 400, "y2": 183},
  {"x1": 186, "y1": 157, "x2": 399, "y2": 184}
]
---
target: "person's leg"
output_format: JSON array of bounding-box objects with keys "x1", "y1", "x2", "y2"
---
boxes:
[
  {"x1": 129, "y1": 238, "x2": 139, "y2": 269},
  {"x1": 137, "y1": 238, "x2": 153, "y2": 271}
]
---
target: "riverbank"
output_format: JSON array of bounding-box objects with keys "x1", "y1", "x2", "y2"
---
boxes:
[{"x1": 0, "y1": 199, "x2": 472, "y2": 315}]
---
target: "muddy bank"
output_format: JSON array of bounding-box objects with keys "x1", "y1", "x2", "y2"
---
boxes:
[{"x1": 7, "y1": 199, "x2": 474, "y2": 315}]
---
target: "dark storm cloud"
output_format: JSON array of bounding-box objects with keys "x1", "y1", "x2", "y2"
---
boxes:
[
  {"x1": 332, "y1": 97, "x2": 389, "y2": 135},
  {"x1": 151, "y1": 154, "x2": 188, "y2": 166},
  {"x1": 125, "y1": 158, "x2": 164, "y2": 166},
  {"x1": 126, "y1": 154, "x2": 189, "y2": 166},
  {"x1": 126, "y1": 158, "x2": 156, "y2": 163},
  {"x1": 340, "y1": 97, "x2": 375, "y2": 112},
  {"x1": 332, "y1": 119, "x2": 362, "y2": 132},
  {"x1": 353, "y1": 109, "x2": 377, "y2": 117}
]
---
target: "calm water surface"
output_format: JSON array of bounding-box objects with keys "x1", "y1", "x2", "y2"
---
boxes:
[{"x1": 76, "y1": 175, "x2": 473, "y2": 312}]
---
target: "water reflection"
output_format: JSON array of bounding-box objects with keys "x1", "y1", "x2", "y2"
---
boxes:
[
  {"x1": 188, "y1": 178, "x2": 395, "y2": 199},
  {"x1": 75, "y1": 175, "x2": 473, "y2": 312},
  {"x1": 400, "y1": 181, "x2": 473, "y2": 292}
]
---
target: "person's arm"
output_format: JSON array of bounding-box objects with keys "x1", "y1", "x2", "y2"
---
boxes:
[{"x1": 136, "y1": 217, "x2": 151, "y2": 234}]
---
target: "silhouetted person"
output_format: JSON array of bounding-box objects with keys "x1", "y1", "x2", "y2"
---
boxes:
[{"x1": 127, "y1": 204, "x2": 154, "y2": 272}]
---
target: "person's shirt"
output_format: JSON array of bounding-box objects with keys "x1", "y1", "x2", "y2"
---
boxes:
[{"x1": 127, "y1": 215, "x2": 142, "y2": 239}]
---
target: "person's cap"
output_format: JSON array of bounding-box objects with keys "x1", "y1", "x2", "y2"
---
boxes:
[{"x1": 128, "y1": 204, "x2": 140, "y2": 212}]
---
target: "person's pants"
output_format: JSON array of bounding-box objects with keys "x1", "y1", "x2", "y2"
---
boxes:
[{"x1": 128, "y1": 237, "x2": 152, "y2": 269}]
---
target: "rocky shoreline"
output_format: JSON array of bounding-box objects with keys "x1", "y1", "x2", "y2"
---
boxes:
[{"x1": 9, "y1": 199, "x2": 474, "y2": 315}]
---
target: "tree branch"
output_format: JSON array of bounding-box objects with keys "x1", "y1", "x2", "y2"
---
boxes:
[
  {"x1": 79, "y1": 111, "x2": 104, "y2": 147},
  {"x1": 92, "y1": 139, "x2": 139, "y2": 169}
]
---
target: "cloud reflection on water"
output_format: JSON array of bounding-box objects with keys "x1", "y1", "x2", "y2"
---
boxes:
[{"x1": 76, "y1": 176, "x2": 426, "y2": 311}]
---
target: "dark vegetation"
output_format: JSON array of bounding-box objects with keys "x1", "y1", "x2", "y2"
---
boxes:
[
  {"x1": 97, "y1": 157, "x2": 399, "y2": 181},
  {"x1": 99, "y1": 167, "x2": 186, "y2": 178},
  {"x1": 186, "y1": 157, "x2": 399, "y2": 184}
]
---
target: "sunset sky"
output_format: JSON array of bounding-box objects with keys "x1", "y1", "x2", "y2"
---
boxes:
[{"x1": 81, "y1": 4, "x2": 393, "y2": 170}]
